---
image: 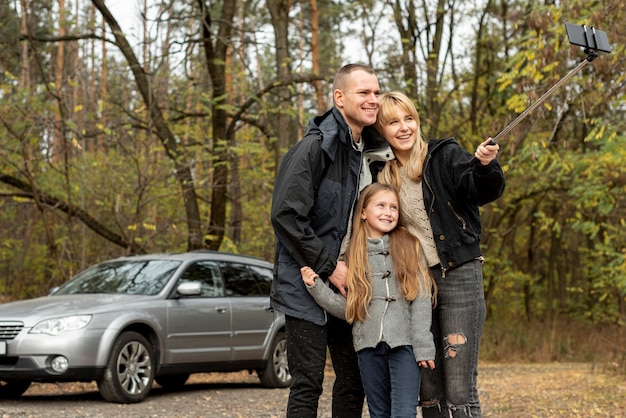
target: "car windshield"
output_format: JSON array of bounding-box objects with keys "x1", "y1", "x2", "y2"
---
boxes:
[{"x1": 53, "y1": 259, "x2": 182, "y2": 296}]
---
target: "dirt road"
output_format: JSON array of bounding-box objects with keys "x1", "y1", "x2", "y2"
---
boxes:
[{"x1": 1, "y1": 362, "x2": 624, "y2": 417}]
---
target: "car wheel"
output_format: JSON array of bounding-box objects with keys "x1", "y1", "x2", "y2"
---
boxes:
[
  {"x1": 0, "y1": 380, "x2": 31, "y2": 398},
  {"x1": 258, "y1": 331, "x2": 291, "y2": 388},
  {"x1": 97, "y1": 331, "x2": 155, "y2": 403},
  {"x1": 155, "y1": 373, "x2": 190, "y2": 390}
]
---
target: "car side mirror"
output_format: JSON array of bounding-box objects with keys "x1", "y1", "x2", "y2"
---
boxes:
[{"x1": 176, "y1": 281, "x2": 203, "y2": 297}]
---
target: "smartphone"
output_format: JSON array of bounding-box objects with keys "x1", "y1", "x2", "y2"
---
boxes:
[{"x1": 565, "y1": 22, "x2": 611, "y2": 54}]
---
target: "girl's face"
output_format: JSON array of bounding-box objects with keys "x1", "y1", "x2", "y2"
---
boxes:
[
  {"x1": 361, "y1": 190, "x2": 399, "y2": 238},
  {"x1": 379, "y1": 107, "x2": 418, "y2": 165}
]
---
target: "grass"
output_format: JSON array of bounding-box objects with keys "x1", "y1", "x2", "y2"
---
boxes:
[{"x1": 481, "y1": 318, "x2": 626, "y2": 366}]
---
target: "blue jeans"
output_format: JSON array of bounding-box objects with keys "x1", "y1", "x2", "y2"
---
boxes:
[
  {"x1": 358, "y1": 342, "x2": 421, "y2": 418},
  {"x1": 420, "y1": 260, "x2": 486, "y2": 418},
  {"x1": 285, "y1": 315, "x2": 364, "y2": 418}
]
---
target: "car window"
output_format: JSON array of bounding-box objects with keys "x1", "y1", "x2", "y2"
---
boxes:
[
  {"x1": 53, "y1": 260, "x2": 182, "y2": 296},
  {"x1": 248, "y1": 265, "x2": 273, "y2": 295},
  {"x1": 177, "y1": 261, "x2": 225, "y2": 297},
  {"x1": 218, "y1": 262, "x2": 263, "y2": 296}
]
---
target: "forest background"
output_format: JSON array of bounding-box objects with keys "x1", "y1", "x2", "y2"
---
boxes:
[{"x1": 0, "y1": 0, "x2": 624, "y2": 372}]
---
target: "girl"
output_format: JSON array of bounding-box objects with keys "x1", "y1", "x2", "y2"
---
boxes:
[{"x1": 301, "y1": 182, "x2": 436, "y2": 418}]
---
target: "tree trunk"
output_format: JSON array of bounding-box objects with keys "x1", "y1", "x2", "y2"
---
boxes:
[
  {"x1": 267, "y1": 0, "x2": 293, "y2": 168},
  {"x1": 197, "y1": 0, "x2": 236, "y2": 250},
  {"x1": 309, "y1": 0, "x2": 324, "y2": 113},
  {"x1": 53, "y1": 0, "x2": 66, "y2": 164},
  {"x1": 389, "y1": 0, "x2": 419, "y2": 99},
  {"x1": 92, "y1": 0, "x2": 204, "y2": 250},
  {"x1": 424, "y1": 0, "x2": 447, "y2": 138},
  {"x1": 18, "y1": 0, "x2": 30, "y2": 88}
]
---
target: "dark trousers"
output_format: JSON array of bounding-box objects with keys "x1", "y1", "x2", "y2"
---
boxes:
[
  {"x1": 358, "y1": 342, "x2": 421, "y2": 418},
  {"x1": 285, "y1": 314, "x2": 364, "y2": 418}
]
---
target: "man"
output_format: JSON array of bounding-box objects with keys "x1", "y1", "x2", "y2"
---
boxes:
[{"x1": 271, "y1": 64, "x2": 389, "y2": 417}]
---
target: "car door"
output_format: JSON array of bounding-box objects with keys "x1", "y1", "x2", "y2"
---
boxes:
[
  {"x1": 218, "y1": 261, "x2": 274, "y2": 361},
  {"x1": 165, "y1": 261, "x2": 233, "y2": 364}
]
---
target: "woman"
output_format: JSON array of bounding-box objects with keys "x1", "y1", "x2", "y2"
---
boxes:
[
  {"x1": 300, "y1": 182, "x2": 436, "y2": 418},
  {"x1": 374, "y1": 91, "x2": 505, "y2": 418}
]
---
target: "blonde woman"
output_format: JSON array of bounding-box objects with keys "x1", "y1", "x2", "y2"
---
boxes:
[{"x1": 375, "y1": 91, "x2": 505, "y2": 418}]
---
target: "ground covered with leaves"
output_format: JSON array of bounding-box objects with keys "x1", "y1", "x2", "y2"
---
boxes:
[
  {"x1": 478, "y1": 362, "x2": 625, "y2": 417},
  {"x1": 3, "y1": 362, "x2": 624, "y2": 417}
]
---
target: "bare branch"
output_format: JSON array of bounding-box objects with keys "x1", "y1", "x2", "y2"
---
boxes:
[{"x1": 0, "y1": 174, "x2": 143, "y2": 253}]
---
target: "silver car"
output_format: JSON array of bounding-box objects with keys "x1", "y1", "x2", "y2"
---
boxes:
[{"x1": 0, "y1": 251, "x2": 291, "y2": 403}]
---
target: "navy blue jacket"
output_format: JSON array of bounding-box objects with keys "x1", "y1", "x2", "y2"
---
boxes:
[
  {"x1": 270, "y1": 107, "x2": 387, "y2": 325},
  {"x1": 423, "y1": 138, "x2": 505, "y2": 272}
]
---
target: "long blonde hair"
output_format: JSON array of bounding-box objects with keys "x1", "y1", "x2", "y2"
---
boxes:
[
  {"x1": 344, "y1": 183, "x2": 434, "y2": 323},
  {"x1": 374, "y1": 92, "x2": 428, "y2": 189}
]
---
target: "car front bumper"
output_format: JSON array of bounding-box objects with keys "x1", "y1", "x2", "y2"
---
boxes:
[{"x1": 0, "y1": 328, "x2": 112, "y2": 382}]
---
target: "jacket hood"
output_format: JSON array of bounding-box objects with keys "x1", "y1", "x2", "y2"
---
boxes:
[
  {"x1": 307, "y1": 107, "x2": 387, "y2": 158},
  {"x1": 306, "y1": 108, "x2": 350, "y2": 161}
]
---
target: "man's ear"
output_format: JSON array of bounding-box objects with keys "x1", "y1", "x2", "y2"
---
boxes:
[{"x1": 334, "y1": 89, "x2": 344, "y2": 108}]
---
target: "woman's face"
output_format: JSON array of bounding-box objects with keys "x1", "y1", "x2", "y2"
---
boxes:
[{"x1": 379, "y1": 107, "x2": 418, "y2": 164}]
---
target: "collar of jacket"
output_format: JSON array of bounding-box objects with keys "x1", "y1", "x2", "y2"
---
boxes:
[
  {"x1": 365, "y1": 145, "x2": 395, "y2": 163},
  {"x1": 427, "y1": 137, "x2": 457, "y2": 153},
  {"x1": 307, "y1": 107, "x2": 387, "y2": 158}
]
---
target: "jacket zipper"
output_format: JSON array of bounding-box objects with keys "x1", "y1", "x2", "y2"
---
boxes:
[
  {"x1": 350, "y1": 127, "x2": 362, "y2": 226},
  {"x1": 379, "y1": 247, "x2": 390, "y2": 342},
  {"x1": 447, "y1": 201, "x2": 467, "y2": 230},
  {"x1": 424, "y1": 150, "x2": 447, "y2": 278},
  {"x1": 423, "y1": 154, "x2": 435, "y2": 213}
]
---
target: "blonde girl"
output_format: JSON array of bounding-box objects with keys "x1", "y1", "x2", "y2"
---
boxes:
[{"x1": 301, "y1": 182, "x2": 436, "y2": 418}]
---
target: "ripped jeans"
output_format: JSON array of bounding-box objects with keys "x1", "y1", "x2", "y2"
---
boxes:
[{"x1": 420, "y1": 260, "x2": 486, "y2": 418}]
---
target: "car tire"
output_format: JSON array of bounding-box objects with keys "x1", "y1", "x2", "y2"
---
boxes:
[
  {"x1": 0, "y1": 380, "x2": 31, "y2": 398},
  {"x1": 97, "y1": 331, "x2": 155, "y2": 403},
  {"x1": 258, "y1": 331, "x2": 291, "y2": 388},
  {"x1": 155, "y1": 373, "x2": 190, "y2": 390}
]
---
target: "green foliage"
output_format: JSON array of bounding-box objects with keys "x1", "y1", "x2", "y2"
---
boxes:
[
  {"x1": 473, "y1": 0, "x2": 626, "y2": 329},
  {"x1": 484, "y1": 119, "x2": 626, "y2": 325}
]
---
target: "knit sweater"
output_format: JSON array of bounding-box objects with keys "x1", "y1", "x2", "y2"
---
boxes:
[
  {"x1": 398, "y1": 166, "x2": 439, "y2": 267},
  {"x1": 306, "y1": 235, "x2": 435, "y2": 362}
]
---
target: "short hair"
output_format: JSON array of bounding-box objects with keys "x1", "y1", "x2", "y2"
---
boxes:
[{"x1": 332, "y1": 64, "x2": 376, "y2": 92}]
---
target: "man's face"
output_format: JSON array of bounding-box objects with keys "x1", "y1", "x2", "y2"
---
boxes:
[{"x1": 334, "y1": 70, "x2": 381, "y2": 135}]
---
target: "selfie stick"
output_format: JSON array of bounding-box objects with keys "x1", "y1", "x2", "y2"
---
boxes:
[{"x1": 486, "y1": 23, "x2": 611, "y2": 146}]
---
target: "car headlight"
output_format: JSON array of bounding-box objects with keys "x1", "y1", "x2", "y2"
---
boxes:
[{"x1": 30, "y1": 315, "x2": 92, "y2": 335}]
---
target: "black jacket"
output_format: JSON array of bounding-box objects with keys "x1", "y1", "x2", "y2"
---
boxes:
[
  {"x1": 423, "y1": 138, "x2": 505, "y2": 272},
  {"x1": 270, "y1": 107, "x2": 387, "y2": 325}
]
